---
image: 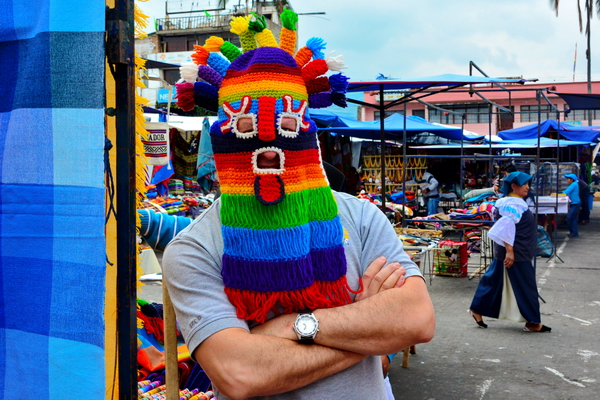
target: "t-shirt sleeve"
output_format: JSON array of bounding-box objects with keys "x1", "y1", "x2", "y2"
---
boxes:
[
  {"x1": 161, "y1": 206, "x2": 249, "y2": 360},
  {"x1": 353, "y1": 197, "x2": 423, "y2": 280}
]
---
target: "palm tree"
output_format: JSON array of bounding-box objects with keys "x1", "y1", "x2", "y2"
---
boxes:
[{"x1": 549, "y1": 0, "x2": 600, "y2": 124}]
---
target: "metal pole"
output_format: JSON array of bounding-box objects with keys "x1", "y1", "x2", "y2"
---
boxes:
[
  {"x1": 460, "y1": 115, "x2": 465, "y2": 207},
  {"x1": 488, "y1": 104, "x2": 493, "y2": 184},
  {"x1": 402, "y1": 101, "x2": 408, "y2": 224},
  {"x1": 110, "y1": 1, "x2": 138, "y2": 398},
  {"x1": 587, "y1": 1, "x2": 593, "y2": 126},
  {"x1": 379, "y1": 84, "x2": 386, "y2": 211}
]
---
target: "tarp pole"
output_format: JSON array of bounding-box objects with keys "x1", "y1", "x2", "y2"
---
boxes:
[
  {"x1": 403, "y1": 101, "x2": 408, "y2": 225},
  {"x1": 379, "y1": 84, "x2": 386, "y2": 211},
  {"x1": 488, "y1": 104, "x2": 493, "y2": 184},
  {"x1": 460, "y1": 115, "x2": 465, "y2": 207}
]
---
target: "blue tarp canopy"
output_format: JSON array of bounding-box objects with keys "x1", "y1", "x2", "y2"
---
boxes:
[
  {"x1": 410, "y1": 137, "x2": 590, "y2": 149},
  {"x1": 309, "y1": 110, "x2": 482, "y2": 141},
  {"x1": 498, "y1": 119, "x2": 600, "y2": 142},
  {"x1": 347, "y1": 74, "x2": 530, "y2": 92},
  {"x1": 548, "y1": 91, "x2": 600, "y2": 110}
]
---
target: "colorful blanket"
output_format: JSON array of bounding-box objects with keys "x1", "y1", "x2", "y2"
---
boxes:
[{"x1": 0, "y1": 1, "x2": 106, "y2": 397}]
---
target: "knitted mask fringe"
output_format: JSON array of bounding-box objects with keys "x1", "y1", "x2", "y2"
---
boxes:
[
  {"x1": 248, "y1": 13, "x2": 278, "y2": 48},
  {"x1": 205, "y1": 36, "x2": 242, "y2": 62},
  {"x1": 191, "y1": 45, "x2": 209, "y2": 65},
  {"x1": 279, "y1": 9, "x2": 298, "y2": 55},
  {"x1": 225, "y1": 282, "x2": 346, "y2": 324},
  {"x1": 230, "y1": 16, "x2": 257, "y2": 53}
]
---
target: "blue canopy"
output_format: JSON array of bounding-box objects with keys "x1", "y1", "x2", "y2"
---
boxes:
[
  {"x1": 410, "y1": 137, "x2": 590, "y2": 149},
  {"x1": 498, "y1": 119, "x2": 600, "y2": 143},
  {"x1": 548, "y1": 91, "x2": 600, "y2": 110},
  {"x1": 347, "y1": 74, "x2": 531, "y2": 92},
  {"x1": 309, "y1": 110, "x2": 480, "y2": 141}
]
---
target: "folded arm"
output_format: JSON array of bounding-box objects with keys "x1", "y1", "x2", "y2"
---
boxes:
[
  {"x1": 253, "y1": 275, "x2": 435, "y2": 356},
  {"x1": 193, "y1": 256, "x2": 423, "y2": 399},
  {"x1": 194, "y1": 328, "x2": 365, "y2": 399}
]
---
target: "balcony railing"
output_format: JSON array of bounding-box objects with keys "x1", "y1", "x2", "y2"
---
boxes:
[{"x1": 156, "y1": 15, "x2": 233, "y2": 32}]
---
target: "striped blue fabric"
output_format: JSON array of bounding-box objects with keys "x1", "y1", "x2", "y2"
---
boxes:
[{"x1": 0, "y1": 1, "x2": 106, "y2": 398}]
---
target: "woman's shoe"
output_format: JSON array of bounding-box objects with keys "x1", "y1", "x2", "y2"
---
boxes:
[
  {"x1": 468, "y1": 310, "x2": 487, "y2": 328},
  {"x1": 523, "y1": 324, "x2": 551, "y2": 333}
]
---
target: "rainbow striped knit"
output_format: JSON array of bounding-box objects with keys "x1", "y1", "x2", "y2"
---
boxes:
[{"x1": 176, "y1": 11, "x2": 352, "y2": 323}]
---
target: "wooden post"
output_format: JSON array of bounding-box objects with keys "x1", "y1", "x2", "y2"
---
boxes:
[{"x1": 163, "y1": 281, "x2": 180, "y2": 399}]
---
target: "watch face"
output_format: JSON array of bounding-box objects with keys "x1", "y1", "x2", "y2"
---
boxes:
[{"x1": 297, "y1": 314, "x2": 317, "y2": 335}]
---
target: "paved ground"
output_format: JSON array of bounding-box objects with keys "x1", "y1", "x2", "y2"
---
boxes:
[
  {"x1": 138, "y1": 205, "x2": 600, "y2": 400},
  {"x1": 391, "y1": 206, "x2": 600, "y2": 400}
]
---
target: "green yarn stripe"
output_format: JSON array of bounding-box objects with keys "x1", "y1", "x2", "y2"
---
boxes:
[
  {"x1": 221, "y1": 186, "x2": 338, "y2": 229},
  {"x1": 220, "y1": 88, "x2": 307, "y2": 105}
]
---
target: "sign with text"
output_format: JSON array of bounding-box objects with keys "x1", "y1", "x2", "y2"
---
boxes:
[{"x1": 158, "y1": 88, "x2": 177, "y2": 104}]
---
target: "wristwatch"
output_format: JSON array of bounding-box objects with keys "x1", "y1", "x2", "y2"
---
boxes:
[{"x1": 293, "y1": 312, "x2": 319, "y2": 344}]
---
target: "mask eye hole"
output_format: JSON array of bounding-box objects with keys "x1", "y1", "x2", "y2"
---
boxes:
[
  {"x1": 278, "y1": 114, "x2": 300, "y2": 138},
  {"x1": 234, "y1": 115, "x2": 258, "y2": 138},
  {"x1": 237, "y1": 117, "x2": 254, "y2": 133},
  {"x1": 280, "y1": 117, "x2": 297, "y2": 132}
]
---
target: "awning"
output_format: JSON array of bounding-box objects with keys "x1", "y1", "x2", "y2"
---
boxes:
[
  {"x1": 309, "y1": 110, "x2": 478, "y2": 141},
  {"x1": 498, "y1": 119, "x2": 600, "y2": 143},
  {"x1": 410, "y1": 137, "x2": 589, "y2": 149},
  {"x1": 143, "y1": 58, "x2": 180, "y2": 69},
  {"x1": 347, "y1": 74, "x2": 531, "y2": 92},
  {"x1": 548, "y1": 91, "x2": 600, "y2": 110}
]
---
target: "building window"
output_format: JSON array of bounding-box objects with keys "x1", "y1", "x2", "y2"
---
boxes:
[
  {"x1": 427, "y1": 103, "x2": 489, "y2": 124},
  {"x1": 412, "y1": 109, "x2": 425, "y2": 119},
  {"x1": 520, "y1": 104, "x2": 557, "y2": 123},
  {"x1": 374, "y1": 110, "x2": 404, "y2": 120},
  {"x1": 564, "y1": 104, "x2": 598, "y2": 122}
]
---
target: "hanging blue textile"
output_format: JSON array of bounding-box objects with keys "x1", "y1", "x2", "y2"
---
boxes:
[
  {"x1": 196, "y1": 118, "x2": 218, "y2": 192},
  {"x1": 0, "y1": 0, "x2": 106, "y2": 397}
]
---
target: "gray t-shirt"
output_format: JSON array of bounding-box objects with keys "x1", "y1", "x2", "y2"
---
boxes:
[{"x1": 162, "y1": 191, "x2": 423, "y2": 399}]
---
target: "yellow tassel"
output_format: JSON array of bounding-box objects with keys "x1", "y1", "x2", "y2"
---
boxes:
[
  {"x1": 230, "y1": 16, "x2": 250, "y2": 34},
  {"x1": 134, "y1": 2, "x2": 150, "y2": 282},
  {"x1": 205, "y1": 36, "x2": 224, "y2": 52},
  {"x1": 231, "y1": 16, "x2": 257, "y2": 53},
  {"x1": 134, "y1": 3, "x2": 149, "y2": 39}
]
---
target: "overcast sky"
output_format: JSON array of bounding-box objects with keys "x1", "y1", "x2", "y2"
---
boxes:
[{"x1": 138, "y1": 0, "x2": 600, "y2": 84}]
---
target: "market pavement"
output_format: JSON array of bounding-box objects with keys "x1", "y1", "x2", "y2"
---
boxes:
[
  {"x1": 391, "y1": 205, "x2": 600, "y2": 400},
  {"x1": 138, "y1": 206, "x2": 600, "y2": 399}
]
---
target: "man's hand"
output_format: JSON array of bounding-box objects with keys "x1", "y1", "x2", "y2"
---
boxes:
[
  {"x1": 252, "y1": 256, "x2": 408, "y2": 338},
  {"x1": 355, "y1": 256, "x2": 406, "y2": 302}
]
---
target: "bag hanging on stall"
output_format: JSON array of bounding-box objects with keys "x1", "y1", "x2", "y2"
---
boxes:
[
  {"x1": 143, "y1": 122, "x2": 171, "y2": 165},
  {"x1": 536, "y1": 225, "x2": 554, "y2": 258},
  {"x1": 433, "y1": 240, "x2": 468, "y2": 277}
]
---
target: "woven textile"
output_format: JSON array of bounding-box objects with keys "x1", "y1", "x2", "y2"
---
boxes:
[{"x1": 0, "y1": 1, "x2": 106, "y2": 398}]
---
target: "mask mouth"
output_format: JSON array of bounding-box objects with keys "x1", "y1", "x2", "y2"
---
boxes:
[{"x1": 253, "y1": 147, "x2": 285, "y2": 174}]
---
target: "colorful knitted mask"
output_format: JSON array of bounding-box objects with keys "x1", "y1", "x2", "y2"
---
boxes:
[{"x1": 176, "y1": 10, "x2": 352, "y2": 323}]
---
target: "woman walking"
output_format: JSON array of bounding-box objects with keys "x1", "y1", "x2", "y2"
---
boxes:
[{"x1": 469, "y1": 172, "x2": 551, "y2": 333}]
